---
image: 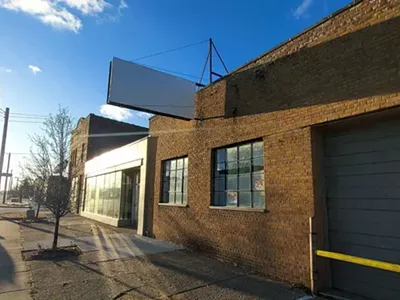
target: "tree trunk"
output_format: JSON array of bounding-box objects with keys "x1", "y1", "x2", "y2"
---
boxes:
[
  {"x1": 35, "y1": 203, "x2": 41, "y2": 219},
  {"x1": 52, "y1": 216, "x2": 60, "y2": 250}
]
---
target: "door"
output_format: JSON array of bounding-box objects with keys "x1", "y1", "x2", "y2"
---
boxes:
[
  {"x1": 131, "y1": 171, "x2": 140, "y2": 225},
  {"x1": 323, "y1": 120, "x2": 400, "y2": 299}
]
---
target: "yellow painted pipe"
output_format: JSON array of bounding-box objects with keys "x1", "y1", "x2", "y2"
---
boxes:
[{"x1": 316, "y1": 250, "x2": 400, "y2": 273}]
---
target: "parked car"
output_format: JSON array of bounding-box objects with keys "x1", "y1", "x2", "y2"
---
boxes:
[{"x1": 8, "y1": 196, "x2": 20, "y2": 203}]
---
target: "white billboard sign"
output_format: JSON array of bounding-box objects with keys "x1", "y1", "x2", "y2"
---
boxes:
[{"x1": 107, "y1": 57, "x2": 196, "y2": 119}]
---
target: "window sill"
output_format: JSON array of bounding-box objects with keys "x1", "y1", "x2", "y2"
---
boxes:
[
  {"x1": 209, "y1": 206, "x2": 268, "y2": 213},
  {"x1": 159, "y1": 203, "x2": 188, "y2": 208}
]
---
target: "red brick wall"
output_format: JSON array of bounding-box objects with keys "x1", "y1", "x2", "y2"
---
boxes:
[{"x1": 149, "y1": 0, "x2": 400, "y2": 287}]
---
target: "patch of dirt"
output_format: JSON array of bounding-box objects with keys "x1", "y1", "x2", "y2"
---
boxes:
[
  {"x1": 0, "y1": 212, "x2": 26, "y2": 220},
  {"x1": 0, "y1": 211, "x2": 52, "y2": 223},
  {"x1": 23, "y1": 217, "x2": 53, "y2": 224},
  {"x1": 22, "y1": 245, "x2": 82, "y2": 261}
]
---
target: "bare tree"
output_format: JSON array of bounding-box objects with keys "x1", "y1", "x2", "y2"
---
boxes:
[
  {"x1": 24, "y1": 135, "x2": 53, "y2": 218},
  {"x1": 26, "y1": 106, "x2": 74, "y2": 250}
]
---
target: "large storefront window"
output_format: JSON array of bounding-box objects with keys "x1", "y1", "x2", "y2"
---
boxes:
[
  {"x1": 84, "y1": 171, "x2": 122, "y2": 218},
  {"x1": 85, "y1": 176, "x2": 96, "y2": 213},
  {"x1": 213, "y1": 141, "x2": 265, "y2": 208},
  {"x1": 161, "y1": 157, "x2": 188, "y2": 205}
]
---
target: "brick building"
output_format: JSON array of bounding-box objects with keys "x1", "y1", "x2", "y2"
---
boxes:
[
  {"x1": 69, "y1": 113, "x2": 148, "y2": 213},
  {"x1": 146, "y1": 1, "x2": 400, "y2": 299}
]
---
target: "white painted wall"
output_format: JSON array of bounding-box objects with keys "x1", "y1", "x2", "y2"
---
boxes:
[
  {"x1": 80, "y1": 211, "x2": 120, "y2": 227},
  {"x1": 85, "y1": 137, "x2": 148, "y2": 177}
]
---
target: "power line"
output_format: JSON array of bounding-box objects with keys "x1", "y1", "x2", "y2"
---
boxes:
[
  {"x1": 10, "y1": 115, "x2": 47, "y2": 120},
  {"x1": 6, "y1": 152, "x2": 34, "y2": 155},
  {"x1": 131, "y1": 39, "x2": 208, "y2": 62},
  {"x1": 0, "y1": 108, "x2": 4, "y2": 113},
  {"x1": 9, "y1": 120, "x2": 44, "y2": 124},
  {"x1": 10, "y1": 112, "x2": 48, "y2": 117}
]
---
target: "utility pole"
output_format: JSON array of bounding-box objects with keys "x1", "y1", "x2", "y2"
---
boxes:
[
  {"x1": 8, "y1": 170, "x2": 13, "y2": 192},
  {"x1": 0, "y1": 108, "x2": 10, "y2": 191},
  {"x1": 15, "y1": 177, "x2": 21, "y2": 203},
  {"x1": 2, "y1": 153, "x2": 11, "y2": 203}
]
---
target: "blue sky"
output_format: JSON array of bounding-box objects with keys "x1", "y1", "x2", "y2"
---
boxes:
[{"x1": 0, "y1": 0, "x2": 351, "y2": 176}]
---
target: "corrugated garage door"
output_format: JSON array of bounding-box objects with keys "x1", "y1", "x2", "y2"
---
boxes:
[{"x1": 324, "y1": 120, "x2": 400, "y2": 300}]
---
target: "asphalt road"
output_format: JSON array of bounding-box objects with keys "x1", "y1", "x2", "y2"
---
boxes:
[
  {"x1": 0, "y1": 206, "x2": 29, "y2": 214},
  {"x1": 0, "y1": 199, "x2": 48, "y2": 214}
]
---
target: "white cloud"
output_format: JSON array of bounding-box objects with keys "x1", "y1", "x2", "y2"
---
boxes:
[
  {"x1": 133, "y1": 110, "x2": 153, "y2": 119},
  {"x1": 61, "y1": 0, "x2": 110, "y2": 15},
  {"x1": 0, "y1": 67, "x2": 12, "y2": 73},
  {"x1": 100, "y1": 104, "x2": 132, "y2": 121},
  {"x1": 0, "y1": 0, "x2": 82, "y2": 32},
  {"x1": 97, "y1": 0, "x2": 127, "y2": 23},
  {"x1": 118, "y1": 0, "x2": 127, "y2": 10},
  {"x1": 0, "y1": 0, "x2": 126, "y2": 32},
  {"x1": 293, "y1": 0, "x2": 313, "y2": 19},
  {"x1": 28, "y1": 65, "x2": 42, "y2": 74}
]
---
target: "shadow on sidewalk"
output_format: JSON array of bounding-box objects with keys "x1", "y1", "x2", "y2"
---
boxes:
[{"x1": 0, "y1": 224, "x2": 15, "y2": 284}]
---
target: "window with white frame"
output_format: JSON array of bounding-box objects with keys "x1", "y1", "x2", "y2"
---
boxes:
[
  {"x1": 213, "y1": 141, "x2": 265, "y2": 208},
  {"x1": 161, "y1": 157, "x2": 188, "y2": 205}
]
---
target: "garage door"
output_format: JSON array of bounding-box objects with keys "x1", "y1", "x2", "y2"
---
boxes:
[{"x1": 324, "y1": 120, "x2": 400, "y2": 300}]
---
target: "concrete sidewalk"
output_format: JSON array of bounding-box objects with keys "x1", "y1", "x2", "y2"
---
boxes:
[
  {"x1": 21, "y1": 215, "x2": 184, "y2": 262},
  {"x1": 0, "y1": 217, "x2": 31, "y2": 300},
  {"x1": 1, "y1": 213, "x2": 319, "y2": 299}
]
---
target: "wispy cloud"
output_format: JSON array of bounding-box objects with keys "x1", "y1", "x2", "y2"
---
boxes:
[
  {"x1": 0, "y1": 66, "x2": 12, "y2": 73},
  {"x1": 133, "y1": 110, "x2": 153, "y2": 119},
  {"x1": 29, "y1": 65, "x2": 42, "y2": 74},
  {"x1": 61, "y1": 0, "x2": 110, "y2": 15},
  {"x1": 100, "y1": 104, "x2": 132, "y2": 121},
  {"x1": 0, "y1": 0, "x2": 82, "y2": 32},
  {"x1": 97, "y1": 0, "x2": 128, "y2": 23},
  {"x1": 293, "y1": 0, "x2": 313, "y2": 19},
  {"x1": 119, "y1": 0, "x2": 127, "y2": 10},
  {"x1": 0, "y1": 0, "x2": 127, "y2": 33}
]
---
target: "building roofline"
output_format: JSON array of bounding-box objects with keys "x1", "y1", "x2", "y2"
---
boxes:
[
  {"x1": 145, "y1": 1, "x2": 363, "y2": 122},
  {"x1": 72, "y1": 113, "x2": 149, "y2": 133},
  {"x1": 71, "y1": 115, "x2": 90, "y2": 133},
  {"x1": 88, "y1": 113, "x2": 149, "y2": 130},
  {"x1": 117, "y1": 135, "x2": 149, "y2": 147},
  {"x1": 85, "y1": 135, "x2": 149, "y2": 165},
  {"x1": 198, "y1": 0, "x2": 363, "y2": 91}
]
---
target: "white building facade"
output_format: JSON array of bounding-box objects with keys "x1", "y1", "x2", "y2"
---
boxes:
[{"x1": 81, "y1": 137, "x2": 149, "y2": 235}]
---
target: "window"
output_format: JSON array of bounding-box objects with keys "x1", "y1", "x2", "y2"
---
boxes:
[
  {"x1": 161, "y1": 157, "x2": 188, "y2": 205},
  {"x1": 213, "y1": 141, "x2": 265, "y2": 208},
  {"x1": 85, "y1": 176, "x2": 97, "y2": 213},
  {"x1": 81, "y1": 143, "x2": 85, "y2": 162},
  {"x1": 96, "y1": 174, "x2": 105, "y2": 215},
  {"x1": 83, "y1": 171, "x2": 123, "y2": 218},
  {"x1": 70, "y1": 176, "x2": 78, "y2": 203},
  {"x1": 71, "y1": 149, "x2": 77, "y2": 167}
]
